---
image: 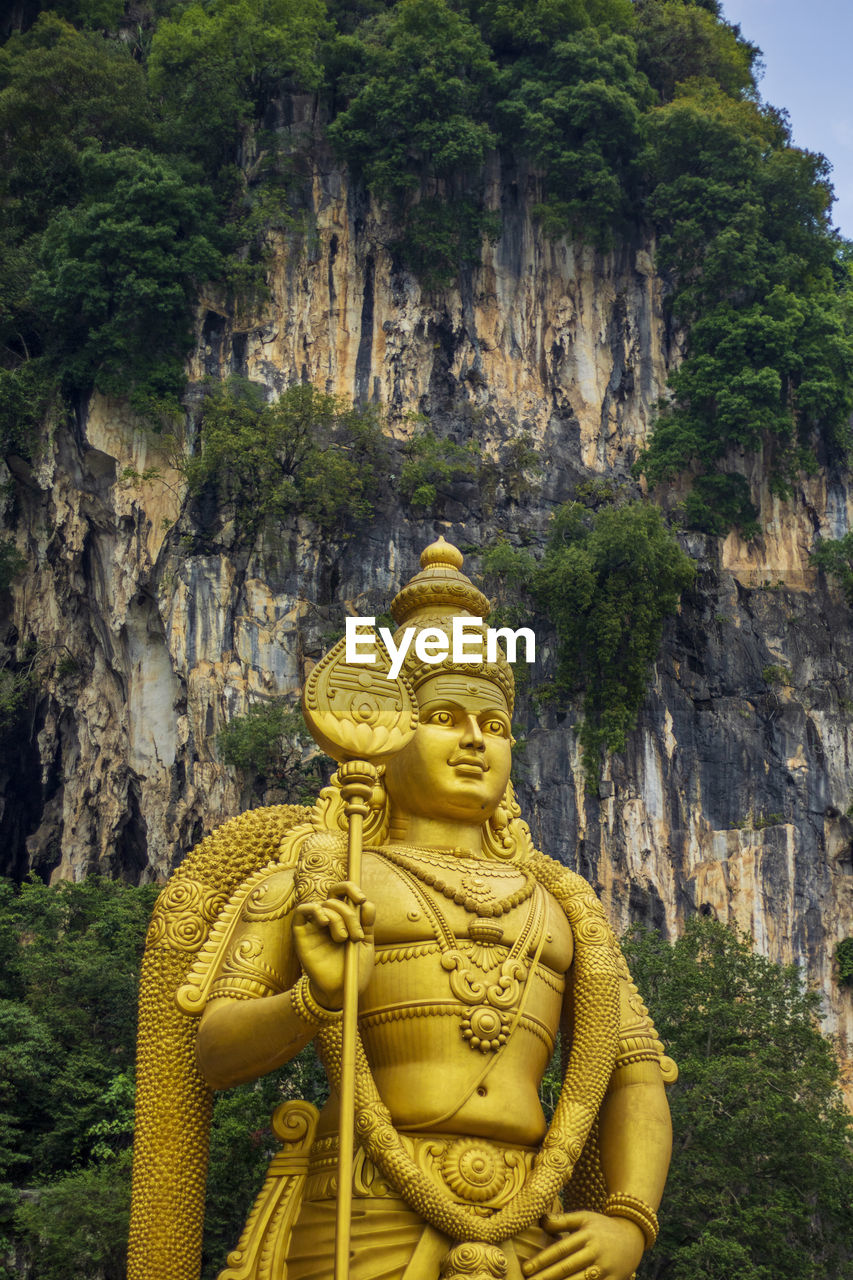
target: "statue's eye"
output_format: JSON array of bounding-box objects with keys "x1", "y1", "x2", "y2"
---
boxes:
[
  {"x1": 483, "y1": 719, "x2": 508, "y2": 736},
  {"x1": 428, "y1": 710, "x2": 453, "y2": 726}
]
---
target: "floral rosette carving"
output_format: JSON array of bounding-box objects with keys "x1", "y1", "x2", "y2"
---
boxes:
[
  {"x1": 441, "y1": 1142, "x2": 507, "y2": 1204},
  {"x1": 146, "y1": 879, "x2": 227, "y2": 952},
  {"x1": 439, "y1": 1243, "x2": 508, "y2": 1278}
]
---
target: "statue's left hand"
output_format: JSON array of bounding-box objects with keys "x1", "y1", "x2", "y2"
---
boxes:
[{"x1": 521, "y1": 1211, "x2": 644, "y2": 1280}]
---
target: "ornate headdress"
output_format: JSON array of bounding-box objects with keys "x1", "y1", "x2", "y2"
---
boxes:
[{"x1": 389, "y1": 536, "x2": 515, "y2": 714}]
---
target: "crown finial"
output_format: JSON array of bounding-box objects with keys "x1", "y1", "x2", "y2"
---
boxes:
[
  {"x1": 420, "y1": 536, "x2": 464, "y2": 572},
  {"x1": 387, "y1": 537, "x2": 513, "y2": 710},
  {"x1": 390, "y1": 536, "x2": 490, "y2": 625}
]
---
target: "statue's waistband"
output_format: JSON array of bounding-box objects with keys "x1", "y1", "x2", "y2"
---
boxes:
[{"x1": 305, "y1": 1130, "x2": 538, "y2": 1211}]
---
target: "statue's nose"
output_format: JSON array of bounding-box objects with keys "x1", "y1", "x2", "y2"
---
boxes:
[{"x1": 459, "y1": 714, "x2": 485, "y2": 749}]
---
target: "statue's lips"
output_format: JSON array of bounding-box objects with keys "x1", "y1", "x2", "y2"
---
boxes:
[{"x1": 449, "y1": 756, "x2": 489, "y2": 775}]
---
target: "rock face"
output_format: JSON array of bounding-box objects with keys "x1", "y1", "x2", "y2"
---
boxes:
[{"x1": 1, "y1": 118, "x2": 851, "y2": 1067}]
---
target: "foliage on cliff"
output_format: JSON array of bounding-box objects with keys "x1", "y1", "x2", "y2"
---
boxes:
[
  {"x1": 184, "y1": 379, "x2": 388, "y2": 537},
  {"x1": 811, "y1": 532, "x2": 853, "y2": 607},
  {"x1": 625, "y1": 918, "x2": 853, "y2": 1280},
  {"x1": 483, "y1": 500, "x2": 695, "y2": 788},
  {"x1": 1, "y1": 0, "x2": 850, "y2": 527},
  {"x1": 218, "y1": 698, "x2": 327, "y2": 802}
]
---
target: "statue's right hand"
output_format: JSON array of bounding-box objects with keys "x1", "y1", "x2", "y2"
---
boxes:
[{"x1": 292, "y1": 881, "x2": 376, "y2": 1011}]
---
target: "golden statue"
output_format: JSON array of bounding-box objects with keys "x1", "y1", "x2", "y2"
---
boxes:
[{"x1": 129, "y1": 538, "x2": 676, "y2": 1280}]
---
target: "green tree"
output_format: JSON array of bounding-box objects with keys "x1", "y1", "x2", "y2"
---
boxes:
[
  {"x1": 811, "y1": 532, "x2": 853, "y2": 606},
  {"x1": 462, "y1": 0, "x2": 634, "y2": 56},
  {"x1": 327, "y1": 0, "x2": 498, "y2": 277},
  {"x1": 0, "y1": 15, "x2": 152, "y2": 237},
  {"x1": 0, "y1": 876, "x2": 332, "y2": 1280},
  {"x1": 0, "y1": 15, "x2": 155, "y2": 451},
  {"x1": 483, "y1": 502, "x2": 695, "y2": 788},
  {"x1": 624, "y1": 918, "x2": 853, "y2": 1280},
  {"x1": 634, "y1": 0, "x2": 756, "y2": 104},
  {"x1": 148, "y1": 0, "x2": 326, "y2": 174},
  {"x1": 201, "y1": 1046, "x2": 327, "y2": 1278},
  {"x1": 499, "y1": 30, "x2": 653, "y2": 242},
  {"x1": 638, "y1": 83, "x2": 853, "y2": 513},
  {"x1": 185, "y1": 379, "x2": 388, "y2": 538},
  {"x1": 400, "y1": 427, "x2": 480, "y2": 511},
  {"x1": 328, "y1": 0, "x2": 497, "y2": 198},
  {"x1": 32, "y1": 147, "x2": 226, "y2": 414},
  {"x1": 14, "y1": 1151, "x2": 133, "y2": 1280},
  {"x1": 0, "y1": 877, "x2": 158, "y2": 1179}
]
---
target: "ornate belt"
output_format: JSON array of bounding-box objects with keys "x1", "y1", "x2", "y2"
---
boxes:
[{"x1": 305, "y1": 1131, "x2": 538, "y2": 1213}]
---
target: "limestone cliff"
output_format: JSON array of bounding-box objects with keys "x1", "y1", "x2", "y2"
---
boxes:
[{"x1": 2, "y1": 113, "x2": 851, "y2": 1068}]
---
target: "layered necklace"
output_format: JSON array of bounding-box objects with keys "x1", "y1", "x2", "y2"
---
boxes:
[
  {"x1": 380, "y1": 844, "x2": 536, "y2": 916},
  {"x1": 377, "y1": 844, "x2": 545, "y2": 1055}
]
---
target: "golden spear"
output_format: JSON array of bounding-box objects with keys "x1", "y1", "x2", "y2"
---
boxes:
[{"x1": 302, "y1": 634, "x2": 417, "y2": 1280}]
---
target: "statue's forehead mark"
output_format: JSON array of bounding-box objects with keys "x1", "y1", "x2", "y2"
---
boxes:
[{"x1": 418, "y1": 674, "x2": 509, "y2": 709}]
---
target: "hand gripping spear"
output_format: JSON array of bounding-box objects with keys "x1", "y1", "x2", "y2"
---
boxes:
[{"x1": 302, "y1": 635, "x2": 417, "y2": 1280}]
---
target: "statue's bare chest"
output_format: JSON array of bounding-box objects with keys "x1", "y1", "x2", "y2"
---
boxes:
[{"x1": 362, "y1": 847, "x2": 573, "y2": 975}]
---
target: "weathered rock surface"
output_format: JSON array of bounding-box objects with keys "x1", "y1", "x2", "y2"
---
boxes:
[{"x1": 1, "y1": 119, "x2": 851, "y2": 1070}]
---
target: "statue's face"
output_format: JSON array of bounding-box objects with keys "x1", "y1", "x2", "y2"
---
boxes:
[{"x1": 383, "y1": 672, "x2": 512, "y2": 825}]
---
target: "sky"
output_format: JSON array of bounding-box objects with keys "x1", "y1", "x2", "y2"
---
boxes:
[{"x1": 722, "y1": 0, "x2": 853, "y2": 239}]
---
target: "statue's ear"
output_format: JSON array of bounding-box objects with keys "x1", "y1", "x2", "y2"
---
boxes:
[{"x1": 482, "y1": 781, "x2": 536, "y2": 862}]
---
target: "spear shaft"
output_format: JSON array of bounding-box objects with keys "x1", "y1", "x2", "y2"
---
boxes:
[{"x1": 334, "y1": 761, "x2": 378, "y2": 1280}]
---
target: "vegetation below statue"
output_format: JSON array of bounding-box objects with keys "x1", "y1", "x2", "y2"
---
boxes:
[
  {"x1": 1, "y1": 0, "x2": 851, "y2": 533},
  {"x1": 0, "y1": 877, "x2": 849, "y2": 1279}
]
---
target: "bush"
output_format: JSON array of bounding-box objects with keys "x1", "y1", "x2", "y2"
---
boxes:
[
  {"x1": 762, "y1": 664, "x2": 794, "y2": 688},
  {"x1": 0, "y1": 360, "x2": 60, "y2": 461},
  {"x1": 812, "y1": 532, "x2": 853, "y2": 605},
  {"x1": 185, "y1": 380, "x2": 388, "y2": 538},
  {"x1": 15, "y1": 1151, "x2": 132, "y2": 1280},
  {"x1": 400, "y1": 427, "x2": 480, "y2": 510},
  {"x1": 394, "y1": 197, "x2": 501, "y2": 287},
  {"x1": 837, "y1": 938, "x2": 853, "y2": 988},
  {"x1": 682, "y1": 471, "x2": 760, "y2": 540},
  {"x1": 218, "y1": 701, "x2": 325, "y2": 800},
  {"x1": 483, "y1": 502, "x2": 695, "y2": 788},
  {"x1": 0, "y1": 542, "x2": 26, "y2": 594}
]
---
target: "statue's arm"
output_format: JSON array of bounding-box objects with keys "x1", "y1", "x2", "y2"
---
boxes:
[
  {"x1": 523, "y1": 962, "x2": 673, "y2": 1280},
  {"x1": 197, "y1": 988, "x2": 316, "y2": 1091},
  {"x1": 596, "y1": 973, "x2": 674, "y2": 1209},
  {"x1": 195, "y1": 872, "x2": 374, "y2": 1092}
]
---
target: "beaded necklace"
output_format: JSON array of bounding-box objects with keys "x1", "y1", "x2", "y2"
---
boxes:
[{"x1": 380, "y1": 844, "x2": 535, "y2": 918}]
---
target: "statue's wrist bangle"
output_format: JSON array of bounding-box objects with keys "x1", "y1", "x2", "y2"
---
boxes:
[
  {"x1": 290, "y1": 974, "x2": 343, "y2": 1026},
  {"x1": 603, "y1": 1193, "x2": 659, "y2": 1249}
]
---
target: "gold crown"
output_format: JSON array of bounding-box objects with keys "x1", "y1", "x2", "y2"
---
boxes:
[
  {"x1": 389, "y1": 537, "x2": 514, "y2": 712},
  {"x1": 390, "y1": 536, "x2": 491, "y2": 626}
]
